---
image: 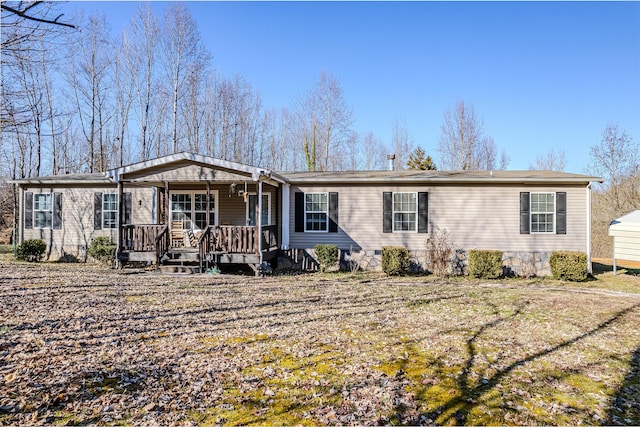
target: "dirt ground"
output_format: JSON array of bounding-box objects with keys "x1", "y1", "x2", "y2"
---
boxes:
[{"x1": 1, "y1": 261, "x2": 639, "y2": 426}]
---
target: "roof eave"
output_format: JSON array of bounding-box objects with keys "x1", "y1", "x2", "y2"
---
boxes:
[{"x1": 284, "y1": 176, "x2": 603, "y2": 185}]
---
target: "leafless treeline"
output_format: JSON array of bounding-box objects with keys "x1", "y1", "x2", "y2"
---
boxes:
[{"x1": 1, "y1": 2, "x2": 400, "y2": 179}]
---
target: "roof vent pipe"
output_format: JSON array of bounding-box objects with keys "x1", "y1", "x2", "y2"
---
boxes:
[{"x1": 387, "y1": 154, "x2": 396, "y2": 171}]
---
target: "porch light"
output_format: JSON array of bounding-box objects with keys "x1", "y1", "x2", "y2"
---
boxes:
[{"x1": 229, "y1": 183, "x2": 237, "y2": 197}]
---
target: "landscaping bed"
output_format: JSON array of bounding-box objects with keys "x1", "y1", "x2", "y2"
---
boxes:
[{"x1": 0, "y1": 260, "x2": 639, "y2": 425}]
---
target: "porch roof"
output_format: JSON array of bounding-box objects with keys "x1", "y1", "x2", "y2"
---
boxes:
[{"x1": 105, "y1": 152, "x2": 288, "y2": 184}]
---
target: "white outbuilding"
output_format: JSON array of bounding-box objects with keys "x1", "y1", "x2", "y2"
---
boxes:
[{"x1": 609, "y1": 210, "x2": 640, "y2": 273}]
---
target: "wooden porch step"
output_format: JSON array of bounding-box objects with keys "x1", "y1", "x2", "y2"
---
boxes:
[
  {"x1": 159, "y1": 248, "x2": 201, "y2": 274},
  {"x1": 164, "y1": 249, "x2": 200, "y2": 263},
  {"x1": 158, "y1": 265, "x2": 201, "y2": 275}
]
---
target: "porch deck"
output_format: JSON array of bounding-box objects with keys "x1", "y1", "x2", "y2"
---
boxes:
[{"x1": 117, "y1": 224, "x2": 278, "y2": 273}]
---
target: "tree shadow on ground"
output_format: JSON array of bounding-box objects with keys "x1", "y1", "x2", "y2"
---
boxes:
[
  {"x1": 605, "y1": 345, "x2": 640, "y2": 425},
  {"x1": 389, "y1": 300, "x2": 640, "y2": 426}
]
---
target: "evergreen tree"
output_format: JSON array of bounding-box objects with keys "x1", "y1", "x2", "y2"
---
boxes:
[{"x1": 406, "y1": 147, "x2": 437, "y2": 170}]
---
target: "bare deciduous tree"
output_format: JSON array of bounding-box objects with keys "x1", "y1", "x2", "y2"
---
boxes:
[
  {"x1": 529, "y1": 148, "x2": 568, "y2": 171},
  {"x1": 588, "y1": 124, "x2": 639, "y2": 258},
  {"x1": 124, "y1": 3, "x2": 159, "y2": 162},
  {"x1": 66, "y1": 13, "x2": 113, "y2": 172},
  {"x1": 588, "y1": 124, "x2": 639, "y2": 213},
  {"x1": 161, "y1": 3, "x2": 210, "y2": 154},
  {"x1": 437, "y1": 100, "x2": 506, "y2": 170},
  {"x1": 362, "y1": 132, "x2": 387, "y2": 171},
  {"x1": 296, "y1": 71, "x2": 354, "y2": 171},
  {"x1": 390, "y1": 119, "x2": 414, "y2": 171}
]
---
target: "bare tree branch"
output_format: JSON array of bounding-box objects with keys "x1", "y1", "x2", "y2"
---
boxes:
[{"x1": 1, "y1": 2, "x2": 75, "y2": 29}]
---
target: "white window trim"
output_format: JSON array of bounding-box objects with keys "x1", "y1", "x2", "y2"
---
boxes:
[
  {"x1": 170, "y1": 190, "x2": 219, "y2": 231},
  {"x1": 102, "y1": 193, "x2": 118, "y2": 229},
  {"x1": 530, "y1": 192, "x2": 556, "y2": 234},
  {"x1": 33, "y1": 192, "x2": 53, "y2": 229},
  {"x1": 246, "y1": 192, "x2": 272, "y2": 226},
  {"x1": 304, "y1": 192, "x2": 329, "y2": 233},
  {"x1": 392, "y1": 192, "x2": 418, "y2": 233}
]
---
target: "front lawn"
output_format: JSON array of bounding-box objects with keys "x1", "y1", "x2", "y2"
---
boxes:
[{"x1": 0, "y1": 261, "x2": 638, "y2": 425}]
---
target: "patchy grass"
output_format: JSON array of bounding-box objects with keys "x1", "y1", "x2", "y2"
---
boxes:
[
  {"x1": 0, "y1": 261, "x2": 639, "y2": 425},
  {"x1": 0, "y1": 244, "x2": 14, "y2": 262}
]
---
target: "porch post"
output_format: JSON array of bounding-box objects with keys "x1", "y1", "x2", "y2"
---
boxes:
[
  {"x1": 257, "y1": 180, "x2": 263, "y2": 262},
  {"x1": 281, "y1": 184, "x2": 290, "y2": 250},
  {"x1": 164, "y1": 181, "x2": 170, "y2": 225},
  {"x1": 116, "y1": 180, "x2": 124, "y2": 268},
  {"x1": 206, "y1": 180, "x2": 211, "y2": 227},
  {"x1": 18, "y1": 185, "x2": 24, "y2": 245}
]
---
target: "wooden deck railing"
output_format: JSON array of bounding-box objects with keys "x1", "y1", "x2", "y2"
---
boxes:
[
  {"x1": 121, "y1": 224, "x2": 166, "y2": 252},
  {"x1": 261, "y1": 225, "x2": 278, "y2": 251},
  {"x1": 155, "y1": 225, "x2": 169, "y2": 264},
  {"x1": 123, "y1": 224, "x2": 278, "y2": 267},
  {"x1": 209, "y1": 226, "x2": 259, "y2": 254}
]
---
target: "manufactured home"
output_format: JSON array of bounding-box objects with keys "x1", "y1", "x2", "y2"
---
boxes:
[{"x1": 13, "y1": 152, "x2": 602, "y2": 276}]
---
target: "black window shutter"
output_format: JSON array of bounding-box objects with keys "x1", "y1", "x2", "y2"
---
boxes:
[
  {"x1": 25, "y1": 192, "x2": 33, "y2": 229},
  {"x1": 556, "y1": 192, "x2": 566, "y2": 235},
  {"x1": 53, "y1": 192, "x2": 62, "y2": 229},
  {"x1": 294, "y1": 192, "x2": 304, "y2": 232},
  {"x1": 520, "y1": 192, "x2": 530, "y2": 234},
  {"x1": 328, "y1": 192, "x2": 339, "y2": 233},
  {"x1": 383, "y1": 192, "x2": 393, "y2": 233},
  {"x1": 94, "y1": 193, "x2": 102, "y2": 230},
  {"x1": 418, "y1": 192, "x2": 429, "y2": 233},
  {"x1": 124, "y1": 192, "x2": 132, "y2": 225}
]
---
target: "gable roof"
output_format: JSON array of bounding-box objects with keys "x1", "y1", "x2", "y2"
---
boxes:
[
  {"x1": 105, "y1": 152, "x2": 288, "y2": 183},
  {"x1": 11, "y1": 152, "x2": 602, "y2": 186},
  {"x1": 279, "y1": 169, "x2": 603, "y2": 185}
]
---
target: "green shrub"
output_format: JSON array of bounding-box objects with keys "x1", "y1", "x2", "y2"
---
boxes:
[
  {"x1": 314, "y1": 244, "x2": 339, "y2": 272},
  {"x1": 88, "y1": 237, "x2": 116, "y2": 264},
  {"x1": 16, "y1": 239, "x2": 46, "y2": 262},
  {"x1": 382, "y1": 246, "x2": 409, "y2": 276},
  {"x1": 550, "y1": 251, "x2": 588, "y2": 281},
  {"x1": 468, "y1": 250, "x2": 504, "y2": 279}
]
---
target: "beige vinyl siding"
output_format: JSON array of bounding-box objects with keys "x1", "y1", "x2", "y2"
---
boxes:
[
  {"x1": 125, "y1": 163, "x2": 254, "y2": 182},
  {"x1": 22, "y1": 186, "x2": 154, "y2": 258},
  {"x1": 289, "y1": 184, "x2": 588, "y2": 253},
  {"x1": 173, "y1": 183, "x2": 277, "y2": 226}
]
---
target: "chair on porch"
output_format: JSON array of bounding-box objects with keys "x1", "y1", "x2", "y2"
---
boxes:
[{"x1": 170, "y1": 220, "x2": 185, "y2": 247}]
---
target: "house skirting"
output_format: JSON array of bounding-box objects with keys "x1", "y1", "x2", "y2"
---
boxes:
[{"x1": 279, "y1": 248, "x2": 555, "y2": 278}]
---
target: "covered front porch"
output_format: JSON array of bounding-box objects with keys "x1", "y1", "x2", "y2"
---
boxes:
[
  {"x1": 118, "y1": 223, "x2": 279, "y2": 273},
  {"x1": 108, "y1": 153, "x2": 286, "y2": 274}
]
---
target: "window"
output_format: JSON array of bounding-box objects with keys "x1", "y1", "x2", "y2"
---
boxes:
[
  {"x1": 194, "y1": 194, "x2": 216, "y2": 230},
  {"x1": 102, "y1": 194, "x2": 118, "y2": 229},
  {"x1": 530, "y1": 192, "x2": 555, "y2": 233},
  {"x1": 294, "y1": 192, "x2": 338, "y2": 233},
  {"x1": 247, "y1": 193, "x2": 271, "y2": 226},
  {"x1": 171, "y1": 193, "x2": 192, "y2": 228},
  {"x1": 305, "y1": 193, "x2": 328, "y2": 232},
  {"x1": 34, "y1": 193, "x2": 52, "y2": 228},
  {"x1": 171, "y1": 192, "x2": 216, "y2": 230},
  {"x1": 393, "y1": 192, "x2": 417, "y2": 232}
]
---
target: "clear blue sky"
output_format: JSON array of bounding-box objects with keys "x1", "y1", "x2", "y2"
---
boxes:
[{"x1": 64, "y1": 1, "x2": 640, "y2": 173}]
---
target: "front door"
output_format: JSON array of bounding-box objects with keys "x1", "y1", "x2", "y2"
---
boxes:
[{"x1": 246, "y1": 193, "x2": 270, "y2": 226}]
